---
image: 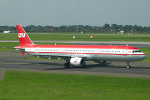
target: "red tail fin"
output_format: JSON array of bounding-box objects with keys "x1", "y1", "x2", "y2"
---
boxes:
[{"x1": 16, "y1": 25, "x2": 34, "y2": 46}]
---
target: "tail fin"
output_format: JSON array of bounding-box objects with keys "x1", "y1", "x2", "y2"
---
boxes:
[{"x1": 16, "y1": 25, "x2": 34, "y2": 46}]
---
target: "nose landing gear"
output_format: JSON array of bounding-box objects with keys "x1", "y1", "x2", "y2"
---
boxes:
[{"x1": 126, "y1": 62, "x2": 131, "y2": 69}]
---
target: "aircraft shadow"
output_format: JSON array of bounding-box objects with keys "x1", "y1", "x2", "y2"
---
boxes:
[
  {"x1": 44, "y1": 62, "x2": 126, "y2": 70},
  {"x1": 23, "y1": 62, "x2": 150, "y2": 70}
]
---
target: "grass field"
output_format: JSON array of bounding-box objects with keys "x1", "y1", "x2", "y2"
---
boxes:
[
  {"x1": 139, "y1": 48, "x2": 150, "y2": 62},
  {"x1": 0, "y1": 42, "x2": 19, "y2": 51},
  {"x1": 0, "y1": 71, "x2": 150, "y2": 100},
  {"x1": 1, "y1": 33, "x2": 150, "y2": 41}
]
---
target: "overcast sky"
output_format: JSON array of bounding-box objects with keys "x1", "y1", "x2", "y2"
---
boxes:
[{"x1": 0, "y1": 0, "x2": 150, "y2": 26}]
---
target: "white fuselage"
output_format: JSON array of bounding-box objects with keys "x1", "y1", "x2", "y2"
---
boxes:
[{"x1": 23, "y1": 47, "x2": 146, "y2": 62}]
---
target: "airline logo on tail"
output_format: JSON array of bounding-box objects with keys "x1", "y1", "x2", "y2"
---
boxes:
[
  {"x1": 16, "y1": 25, "x2": 34, "y2": 46},
  {"x1": 18, "y1": 33, "x2": 25, "y2": 38}
]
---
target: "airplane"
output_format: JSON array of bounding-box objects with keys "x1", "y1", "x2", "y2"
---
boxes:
[{"x1": 14, "y1": 25, "x2": 146, "y2": 69}]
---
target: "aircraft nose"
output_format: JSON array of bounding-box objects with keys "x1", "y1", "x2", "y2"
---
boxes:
[{"x1": 141, "y1": 54, "x2": 146, "y2": 60}]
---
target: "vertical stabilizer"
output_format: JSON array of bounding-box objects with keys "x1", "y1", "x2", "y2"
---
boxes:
[{"x1": 16, "y1": 25, "x2": 34, "y2": 46}]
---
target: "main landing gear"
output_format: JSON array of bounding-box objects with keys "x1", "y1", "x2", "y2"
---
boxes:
[
  {"x1": 64, "y1": 62, "x2": 70, "y2": 68},
  {"x1": 126, "y1": 62, "x2": 131, "y2": 69}
]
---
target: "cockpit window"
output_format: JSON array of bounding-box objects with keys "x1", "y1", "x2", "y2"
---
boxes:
[{"x1": 132, "y1": 50, "x2": 141, "y2": 53}]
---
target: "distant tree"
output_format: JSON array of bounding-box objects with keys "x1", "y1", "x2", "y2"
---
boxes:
[
  {"x1": 111, "y1": 24, "x2": 118, "y2": 32},
  {"x1": 123, "y1": 25, "x2": 132, "y2": 33},
  {"x1": 103, "y1": 23, "x2": 110, "y2": 31},
  {"x1": 132, "y1": 25, "x2": 139, "y2": 32},
  {"x1": 1, "y1": 24, "x2": 150, "y2": 33},
  {"x1": 117, "y1": 25, "x2": 123, "y2": 31},
  {"x1": 143, "y1": 27, "x2": 150, "y2": 32},
  {"x1": 44, "y1": 26, "x2": 54, "y2": 32},
  {"x1": 25, "y1": 25, "x2": 37, "y2": 32},
  {"x1": 37, "y1": 25, "x2": 43, "y2": 32}
]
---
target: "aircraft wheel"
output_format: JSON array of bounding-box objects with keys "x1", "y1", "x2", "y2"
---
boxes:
[
  {"x1": 127, "y1": 66, "x2": 130, "y2": 69},
  {"x1": 102, "y1": 61, "x2": 107, "y2": 63},
  {"x1": 82, "y1": 62, "x2": 86, "y2": 68},
  {"x1": 80, "y1": 62, "x2": 86, "y2": 68},
  {"x1": 64, "y1": 63, "x2": 70, "y2": 68},
  {"x1": 126, "y1": 62, "x2": 131, "y2": 69}
]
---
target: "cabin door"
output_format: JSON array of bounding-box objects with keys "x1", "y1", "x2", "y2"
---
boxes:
[
  {"x1": 94, "y1": 49, "x2": 98, "y2": 56},
  {"x1": 123, "y1": 47, "x2": 128, "y2": 56}
]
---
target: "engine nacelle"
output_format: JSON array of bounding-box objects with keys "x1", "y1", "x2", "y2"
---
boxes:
[{"x1": 70, "y1": 57, "x2": 85, "y2": 66}]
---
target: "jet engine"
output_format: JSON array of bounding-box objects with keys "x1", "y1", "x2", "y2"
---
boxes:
[{"x1": 70, "y1": 57, "x2": 85, "y2": 66}]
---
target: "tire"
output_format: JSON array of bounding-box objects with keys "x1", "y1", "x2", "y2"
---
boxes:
[
  {"x1": 64, "y1": 63, "x2": 70, "y2": 68},
  {"x1": 127, "y1": 66, "x2": 130, "y2": 69}
]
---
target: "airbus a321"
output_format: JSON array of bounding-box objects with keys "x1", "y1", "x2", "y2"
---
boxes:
[{"x1": 14, "y1": 25, "x2": 146, "y2": 69}]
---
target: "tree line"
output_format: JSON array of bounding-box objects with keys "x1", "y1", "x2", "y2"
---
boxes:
[{"x1": 0, "y1": 24, "x2": 150, "y2": 33}]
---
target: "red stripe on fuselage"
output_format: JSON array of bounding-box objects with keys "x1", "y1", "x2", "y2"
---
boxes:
[
  {"x1": 32, "y1": 45, "x2": 139, "y2": 50},
  {"x1": 15, "y1": 45, "x2": 139, "y2": 50}
]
